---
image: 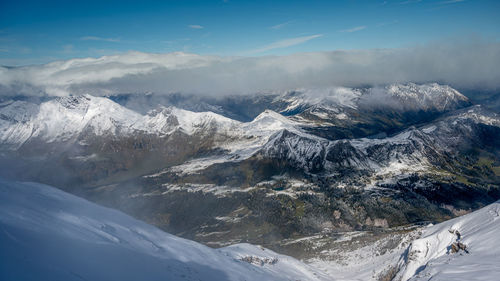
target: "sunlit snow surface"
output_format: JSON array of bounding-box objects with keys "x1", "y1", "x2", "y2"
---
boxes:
[
  {"x1": 396, "y1": 200, "x2": 500, "y2": 281},
  {"x1": 0, "y1": 179, "x2": 329, "y2": 281}
]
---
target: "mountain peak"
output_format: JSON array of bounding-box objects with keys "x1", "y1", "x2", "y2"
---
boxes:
[
  {"x1": 385, "y1": 83, "x2": 469, "y2": 111},
  {"x1": 253, "y1": 109, "x2": 292, "y2": 123}
]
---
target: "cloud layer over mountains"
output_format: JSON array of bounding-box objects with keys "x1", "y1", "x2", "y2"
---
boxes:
[{"x1": 1, "y1": 40, "x2": 499, "y2": 97}]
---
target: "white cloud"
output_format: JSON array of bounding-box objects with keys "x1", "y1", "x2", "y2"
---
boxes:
[
  {"x1": 439, "y1": 0, "x2": 465, "y2": 4},
  {"x1": 249, "y1": 34, "x2": 322, "y2": 54},
  {"x1": 340, "y1": 26, "x2": 367, "y2": 33},
  {"x1": 1, "y1": 39, "x2": 499, "y2": 97},
  {"x1": 188, "y1": 25, "x2": 204, "y2": 29},
  {"x1": 80, "y1": 36, "x2": 120, "y2": 42},
  {"x1": 400, "y1": 0, "x2": 422, "y2": 4},
  {"x1": 270, "y1": 21, "x2": 293, "y2": 30}
]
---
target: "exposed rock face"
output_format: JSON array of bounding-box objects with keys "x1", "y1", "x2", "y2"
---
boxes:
[
  {"x1": 239, "y1": 256, "x2": 279, "y2": 266},
  {"x1": 450, "y1": 242, "x2": 468, "y2": 253},
  {"x1": 365, "y1": 218, "x2": 389, "y2": 228}
]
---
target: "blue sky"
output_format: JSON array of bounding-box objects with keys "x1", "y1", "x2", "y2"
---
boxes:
[{"x1": 0, "y1": 0, "x2": 499, "y2": 65}]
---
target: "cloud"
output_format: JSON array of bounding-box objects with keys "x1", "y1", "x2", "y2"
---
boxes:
[
  {"x1": 339, "y1": 26, "x2": 367, "y2": 33},
  {"x1": 400, "y1": 0, "x2": 422, "y2": 4},
  {"x1": 188, "y1": 25, "x2": 204, "y2": 29},
  {"x1": 270, "y1": 21, "x2": 293, "y2": 30},
  {"x1": 80, "y1": 36, "x2": 120, "y2": 42},
  {"x1": 249, "y1": 34, "x2": 322, "y2": 54},
  {"x1": 439, "y1": 0, "x2": 465, "y2": 4},
  {"x1": 1, "y1": 38, "x2": 500, "y2": 97}
]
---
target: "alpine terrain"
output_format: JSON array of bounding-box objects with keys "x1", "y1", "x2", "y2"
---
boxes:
[{"x1": 1, "y1": 81, "x2": 500, "y2": 280}]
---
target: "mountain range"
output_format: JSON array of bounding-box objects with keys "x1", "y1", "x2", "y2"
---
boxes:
[{"x1": 0, "y1": 83, "x2": 499, "y2": 270}]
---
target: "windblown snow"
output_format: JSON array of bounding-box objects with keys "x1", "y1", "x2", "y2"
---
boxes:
[{"x1": 0, "y1": 178, "x2": 330, "y2": 281}]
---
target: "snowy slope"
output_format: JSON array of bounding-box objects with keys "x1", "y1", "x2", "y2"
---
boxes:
[
  {"x1": 0, "y1": 95, "x2": 144, "y2": 148},
  {"x1": 146, "y1": 109, "x2": 306, "y2": 176},
  {"x1": 145, "y1": 106, "x2": 241, "y2": 136},
  {"x1": 395, "y1": 200, "x2": 500, "y2": 281},
  {"x1": 305, "y1": 201, "x2": 500, "y2": 281},
  {"x1": 0, "y1": 178, "x2": 330, "y2": 281}
]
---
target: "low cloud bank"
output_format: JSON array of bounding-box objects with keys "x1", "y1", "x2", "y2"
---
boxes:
[{"x1": 1, "y1": 39, "x2": 499, "y2": 97}]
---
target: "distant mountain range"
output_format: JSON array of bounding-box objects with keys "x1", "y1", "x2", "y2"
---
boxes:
[{"x1": 0, "y1": 83, "x2": 499, "y2": 263}]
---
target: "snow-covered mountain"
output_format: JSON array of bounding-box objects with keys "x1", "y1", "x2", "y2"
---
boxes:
[
  {"x1": 258, "y1": 106, "x2": 500, "y2": 178},
  {"x1": 0, "y1": 84, "x2": 477, "y2": 173},
  {"x1": 0, "y1": 83, "x2": 470, "y2": 150},
  {"x1": 279, "y1": 83, "x2": 468, "y2": 116},
  {"x1": 0, "y1": 93, "x2": 308, "y2": 156},
  {"x1": 0, "y1": 178, "x2": 330, "y2": 281},
  {"x1": 384, "y1": 83, "x2": 469, "y2": 111},
  {"x1": 281, "y1": 83, "x2": 472, "y2": 141},
  {"x1": 0, "y1": 94, "x2": 242, "y2": 149}
]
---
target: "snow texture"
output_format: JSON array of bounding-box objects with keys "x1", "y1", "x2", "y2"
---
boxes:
[
  {"x1": 0, "y1": 178, "x2": 330, "y2": 281},
  {"x1": 397, "y1": 200, "x2": 500, "y2": 281}
]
